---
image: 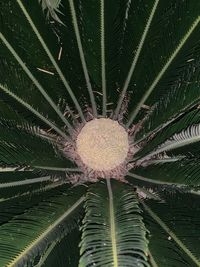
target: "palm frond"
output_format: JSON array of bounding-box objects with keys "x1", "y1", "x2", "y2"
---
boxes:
[
  {"x1": 0, "y1": 171, "x2": 54, "y2": 201},
  {"x1": 76, "y1": 0, "x2": 101, "y2": 89},
  {"x1": 141, "y1": 192, "x2": 200, "y2": 266},
  {"x1": 115, "y1": 0, "x2": 159, "y2": 118},
  {"x1": 79, "y1": 180, "x2": 149, "y2": 267},
  {"x1": 116, "y1": 1, "x2": 200, "y2": 125},
  {"x1": 0, "y1": 185, "x2": 86, "y2": 267},
  {"x1": 71, "y1": 0, "x2": 102, "y2": 115},
  {"x1": 127, "y1": 172, "x2": 186, "y2": 189},
  {"x1": 132, "y1": 157, "x2": 200, "y2": 186},
  {"x1": 39, "y1": 227, "x2": 80, "y2": 267},
  {"x1": 100, "y1": 0, "x2": 106, "y2": 115},
  {"x1": 136, "y1": 108, "x2": 200, "y2": 158},
  {"x1": 1, "y1": 0, "x2": 200, "y2": 266},
  {"x1": 0, "y1": 84, "x2": 69, "y2": 139},
  {"x1": 17, "y1": 0, "x2": 85, "y2": 122},
  {"x1": 144, "y1": 213, "x2": 197, "y2": 266},
  {"x1": 137, "y1": 124, "x2": 200, "y2": 163},
  {"x1": 0, "y1": 99, "x2": 24, "y2": 123},
  {"x1": 127, "y1": 15, "x2": 200, "y2": 127},
  {"x1": 0, "y1": 123, "x2": 72, "y2": 169},
  {"x1": 68, "y1": 0, "x2": 97, "y2": 117},
  {"x1": 0, "y1": 32, "x2": 73, "y2": 131},
  {"x1": 104, "y1": 0, "x2": 129, "y2": 108},
  {"x1": 0, "y1": 0, "x2": 85, "y2": 122},
  {"x1": 79, "y1": 1, "x2": 131, "y2": 114},
  {"x1": 0, "y1": 180, "x2": 75, "y2": 209},
  {"x1": 0, "y1": 183, "x2": 73, "y2": 225},
  {"x1": 135, "y1": 60, "x2": 200, "y2": 144},
  {"x1": 0, "y1": 174, "x2": 50, "y2": 189}
]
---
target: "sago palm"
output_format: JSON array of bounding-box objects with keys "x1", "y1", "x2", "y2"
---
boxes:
[{"x1": 0, "y1": 0, "x2": 200, "y2": 266}]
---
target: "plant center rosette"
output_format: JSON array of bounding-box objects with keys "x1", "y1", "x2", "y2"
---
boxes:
[{"x1": 62, "y1": 118, "x2": 136, "y2": 183}]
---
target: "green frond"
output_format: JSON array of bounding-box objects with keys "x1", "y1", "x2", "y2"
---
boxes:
[
  {"x1": 68, "y1": 0, "x2": 97, "y2": 117},
  {"x1": 144, "y1": 213, "x2": 197, "y2": 266},
  {"x1": 135, "y1": 58, "x2": 200, "y2": 144},
  {"x1": 127, "y1": 172, "x2": 184, "y2": 188},
  {"x1": 39, "y1": 228, "x2": 80, "y2": 267},
  {"x1": 17, "y1": 0, "x2": 85, "y2": 122},
  {"x1": 0, "y1": 123, "x2": 73, "y2": 169},
  {"x1": 79, "y1": 180, "x2": 150, "y2": 267},
  {"x1": 141, "y1": 192, "x2": 200, "y2": 266},
  {"x1": 0, "y1": 181, "x2": 65, "y2": 205},
  {"x1": 77, "y1": 0, "x2": 131, "y2": 114},
  {"x1": 0, "y1": 32, "x2": 72, "y2": 131},
  {"x1": 0, "y1": 169, "x2": 71, "y2": 204},
  {"x1": 136, "y1": 108, "x2": 200, "y2": 158},
  {"x1": 76, "y1": 0, "x2": 101, "y2": 89},
  {"x1": 100, "y1": 0, "x2": 106, "y2": 115},
  {"x1": 0, "y1": 0, "x2": 85, "y2": 122},
  {"x1": 137, "y1": 124, "x2": 200, "y2": 163},
  {"x1": 0, "y1": 185, "x2": 86, "y2": 267},
  {"x1": 115, "y1": 0, "x2": 159, "y2": 118},
  {"x1": 122, "y1": 1, "x2": 200, "y2": 125},
  {"x1": 0, "y1": 183, "x2": 73, "y2": 225},
  {"x1": 132, "y1": 157, "x2": 200, "y2": 186},
  {"x1": 103, "y1": 0, "x2": 130, "y2": 108},
  {"x1": 132, "y1": 115, "x2": 200, "y2": 187},
  {"x1": 0, "y1": 99, "x2": 24, "y2": 123},
  {"x1": 0, "y1": 84, "x2": 69, "y2": 139},
  {"x1": 118, "y1": 0, "x2": 157, "y2": 91},
  {"x1": 0, "y1": 171, "x2": 51, "y2": 200},
  {"x1": 127, "y1": 15, "x2": 200, "y2": 126}
]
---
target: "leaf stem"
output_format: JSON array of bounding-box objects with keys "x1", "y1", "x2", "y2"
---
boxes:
[
  {"x1": 114, "y1": 0, "x2": 159, "y2": 119},
  {"x1": 68, "y1": 0, "x2": 97, "y2": 117},
  {"x1": 33, "y1": 166, "x2": 81, "y2": 172},
  {"x1": 101, "y1": 0, "x2": 107, "y2": 116},
  {"x1": 148, "y1": 250, "x2": 159, "y2": 267},
  {"x1": 0, "y1": 176, "x2": 51, "y2": 188},
  {"x1": 106, "y1": 178, "x2": 118, "y2": 267},
  {"x1": 128, "y1": 172, "x2": 181, "y2": 186}
]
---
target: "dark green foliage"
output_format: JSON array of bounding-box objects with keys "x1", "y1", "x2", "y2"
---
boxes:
[
  {"x1": 133, "y1": 158, "x2": 200, "y2": 185},
  {"x1": 0, "y1": 185, "x2": 86, "y2": 266},
  {"x1": 142, "y1": 192, "x2": 200, "y2": 266},
  {"x1": 0, "y1": 0, "x2": 200, "y2": 266},
  {"x1": 41, "y1": 228, "x2": 81, "y2": 267}
]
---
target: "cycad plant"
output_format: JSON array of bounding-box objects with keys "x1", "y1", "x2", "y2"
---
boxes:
[{"x1": 0, "y1": 0, "x2": 200, "y2": 266}]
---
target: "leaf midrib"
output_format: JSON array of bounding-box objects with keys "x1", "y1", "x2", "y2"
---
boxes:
[{"x1": 107, "y1": 179, "x2": 118, "y2": 267}]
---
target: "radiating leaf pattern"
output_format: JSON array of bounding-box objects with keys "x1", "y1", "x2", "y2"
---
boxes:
[{"x1": 0, "y1": 0, "x2": 200, "y2": 266}]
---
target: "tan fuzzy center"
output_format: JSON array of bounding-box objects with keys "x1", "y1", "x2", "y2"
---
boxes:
[{"x1": 76, "y1": 118, "x2": 129, "y2": 171}]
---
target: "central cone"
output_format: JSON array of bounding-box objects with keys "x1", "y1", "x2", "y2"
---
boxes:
[{"x1": 76, "y1": 118, "x2": 129, "y2": 171}]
